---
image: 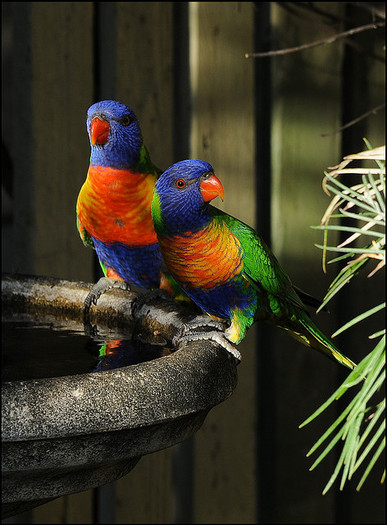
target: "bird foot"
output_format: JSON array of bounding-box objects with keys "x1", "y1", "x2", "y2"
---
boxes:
[
  {"x1": 173, "y1": 318, "x2": 241, "y2": 362},
  {"x1": 130, "y1": 288, "x2": 171, "y2": 316},
  {"x1": 83, "y1": 277, "x2": 131, "y2": 320},
  {"x1": 174, "y1": 316, "x2": 228, "y2": 338}
]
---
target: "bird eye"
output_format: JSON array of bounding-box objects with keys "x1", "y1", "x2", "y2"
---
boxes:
[
  {"x1": 175, "y1": 179, "x2": 186, "y2": 189},
  {"x1": 120, "y1": 115, "x2": 131, "y2": 126}
]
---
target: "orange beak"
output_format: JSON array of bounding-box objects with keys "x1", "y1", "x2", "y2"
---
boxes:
[
  {"x1": 200, "y1": 173, "x2": 225, "y2": 202},
  {"x1": 90, "y1": 117, "x2": 110, "y2": 146}
]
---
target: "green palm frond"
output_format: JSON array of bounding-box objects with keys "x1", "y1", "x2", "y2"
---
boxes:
[{"x1": 301, "y1": 142, "x2": 385, "y2": 493}]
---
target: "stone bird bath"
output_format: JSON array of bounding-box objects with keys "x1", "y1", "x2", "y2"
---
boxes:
[{"x1": 1, "y1": 274, "x2": 238, "y2": 518}]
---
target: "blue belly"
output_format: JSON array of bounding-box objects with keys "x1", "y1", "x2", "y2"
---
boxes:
[
  {"x1": 184, "y1": 278, "x2": 257, "y2": 321},
  {"x1": 92, "y1": 238, "x2": 162, "y2": 289}
]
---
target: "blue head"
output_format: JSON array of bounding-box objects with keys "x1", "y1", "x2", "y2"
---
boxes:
[
  {"x1": 152, "y1": 159, "x2": 224, "y2": 234},
  {"x1": 87, "y1": 100, "x2": 144, "y2": 169}
]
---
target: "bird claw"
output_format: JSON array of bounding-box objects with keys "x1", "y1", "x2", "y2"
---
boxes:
[
  {"x1": 130, "y1": 288, "x2": 171, "y2": 316},
  {"x1": 83, "y1": 277, "x2": 131, "y2": 320},
  {"x1": 173, "y1": 318, "x2": 241, "y2": 363},
  {"x1": 173, "y1": 316, "x2": 227, "y2": 341}
]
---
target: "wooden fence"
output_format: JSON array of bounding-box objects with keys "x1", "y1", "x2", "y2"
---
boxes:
[{"x1": 2, "y1": 2, "x2": 385, "y2": 523}]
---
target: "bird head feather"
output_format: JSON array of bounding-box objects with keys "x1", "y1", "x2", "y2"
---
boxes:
[
  {"x1": 152, "y1": 159, "x2": 223, "y2": 235},
  {"x1": 87, "y1": 100, "x2": 145, "y2": 170}
]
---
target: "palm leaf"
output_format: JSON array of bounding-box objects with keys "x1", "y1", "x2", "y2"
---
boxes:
[{"x1": 302, "y1": 143, "x2": 385, "y2": 493}]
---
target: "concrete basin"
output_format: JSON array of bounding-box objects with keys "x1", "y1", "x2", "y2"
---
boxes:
[{"x1": 1, "y1": 274, "x2": 238, "y2": 518}]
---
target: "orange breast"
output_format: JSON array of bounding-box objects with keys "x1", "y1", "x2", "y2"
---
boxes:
[
  {"x1": 159, "y1": 221, "x2": 243, "y2": 290},
  {"x1": 77, "y1": 165, "x2": 157, "y2": 246}
]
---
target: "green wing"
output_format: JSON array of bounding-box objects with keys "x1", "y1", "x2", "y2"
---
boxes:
[
  {"x1": 210, "y1": 206, "x2": 305, "y2": 311},
  {"x1": 208, "y1": 207, "x2": 356, "y2": 369},
  {"x1": 137, "y1": 143, "x2": 163, "y2": 178},
  {"x1": 76, "y1": 215, "x2": 95, "y2": 249}
]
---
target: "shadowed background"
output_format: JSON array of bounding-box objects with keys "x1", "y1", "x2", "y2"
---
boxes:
[{"x1": 2, "y1": 2, "x2": 385, "y2": 523}]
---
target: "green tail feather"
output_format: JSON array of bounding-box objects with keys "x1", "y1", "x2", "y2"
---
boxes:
[{"x1": 280, "y1": 316, "x2": 356, "y2": 370}]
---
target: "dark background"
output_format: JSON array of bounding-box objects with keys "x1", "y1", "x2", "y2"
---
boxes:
[{"x1": 2, "y1": 2, "x2": 385, "y2": 523}]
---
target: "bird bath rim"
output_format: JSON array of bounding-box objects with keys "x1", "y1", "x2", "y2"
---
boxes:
[{"x1": 1, "y1": 273, "x2": 238, "y2": 518}]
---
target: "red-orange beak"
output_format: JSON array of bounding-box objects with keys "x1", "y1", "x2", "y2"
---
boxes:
[
  {"x1": 90, "y1": 117, "x2": 110, "y2": 146},
  {"x1": 200, "y1": 173, "x2": 225, "y2": 202}
]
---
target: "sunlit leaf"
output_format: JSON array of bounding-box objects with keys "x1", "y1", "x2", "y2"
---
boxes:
[
  {"x1": 303, "y1": 143, "x2": 385, "y2": 493},
  {"x1": 332, "y1": 302, "x2": 386, "y2": 337}
]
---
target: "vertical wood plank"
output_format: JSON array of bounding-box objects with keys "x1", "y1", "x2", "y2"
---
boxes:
[
  {"x1": 115, "y1": 1, "x2": 175, "y2": 171},
  {"x1": 115, "y1": 452, "x2": 172, "y2": 524},
  {"x1": 7, "y1": 2, "x2": 34, "y2": 277},
  {"x1": 33, "y1": 492, "x2": 93, "y2": 524},
  {"x1": 30, "y1": 2, "x2": 95, "y2": 281},
  {"x1": 33, "y1": 499, "x2": 66, "y2": 525},
  {"x1": 266, "y1": 3, "x2": 347, "y2": 522},
  {"x1": 113, "y1": 4, "x2": 175, "y2": 523},
  {"x1": 364, "y1": 10, "x2": 385, "y2": 147},
  {"x1": 2, "y1": 2, "x2": 16, "y2": 275},
  {"x1": 189, "y1": 3, "x2": 257, "y2": 522}
]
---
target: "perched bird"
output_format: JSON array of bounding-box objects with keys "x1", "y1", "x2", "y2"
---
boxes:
[
  {"x1": 151, "y1": 159, "x2": 356, "y2": 369},
  {"x1": 76, "y1": 100, "x2": 184, "y2": 314}
]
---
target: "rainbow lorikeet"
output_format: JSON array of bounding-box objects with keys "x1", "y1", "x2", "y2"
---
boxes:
[
  {"x1": 151, "y1": 159, "x2": 356, "y2": 369},
  {"x1": 76, "y1": 100, "x2": 184, "y2": 314}
]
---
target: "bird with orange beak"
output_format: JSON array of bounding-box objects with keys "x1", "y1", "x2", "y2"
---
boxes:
[
  {"x1": 151, "y1": 159, "x2": 356, "y2": 369},
  {"x1": 76, "y1": 100, "x2": 185, "y2": 315}
]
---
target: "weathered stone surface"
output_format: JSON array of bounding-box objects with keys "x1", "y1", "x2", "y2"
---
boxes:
[{"x1": 2, "y1": 274, "x2": 238, "y2": 518}]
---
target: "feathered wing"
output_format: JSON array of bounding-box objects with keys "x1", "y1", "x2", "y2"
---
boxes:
[
  {"x1": 214, "y1": 209, "x2": 305, "y2": 310},
  {"x1": 215, "y1": 209, "x2": 356, "y2": 369},
  {"x1": 137, "y1": 143, "x2": 163, "y2": 179},
  {"x1": 292, "y1": 285, "x2": 328, "y2": 312},
  {"x1": 76, "y1": 210, "x2": 94, "y2": 249}
]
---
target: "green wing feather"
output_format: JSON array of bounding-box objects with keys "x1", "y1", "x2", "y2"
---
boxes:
[
  {"x1": 137, "y1": 144, "x2": 163, "y2": 177},
  {"x1": 76, "y1": 215, "x2": 94, "y2": 249},
  {"x1": 210, "y1": 207, "x2": 356, "y2": 370},
  {"x1": 215, "y1": 209, "x2": 305, "y2": 310}
]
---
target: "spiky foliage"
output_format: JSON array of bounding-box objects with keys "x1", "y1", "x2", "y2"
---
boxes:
[{"x1": 300, "y1": 142, "x2": 385, "y2": 493}]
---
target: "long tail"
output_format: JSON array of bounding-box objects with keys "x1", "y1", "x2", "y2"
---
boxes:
[{"x1": 279, "y1": 314, "x2": 356, "y2": 370}]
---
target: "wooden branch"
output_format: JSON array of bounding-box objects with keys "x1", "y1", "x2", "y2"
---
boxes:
[
  {"x1": 245, "y1": 21, "x2": 385, "y2": 58},
  {"x1": 320, "y1": 104, "x2": 385, "y2": 137}
]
